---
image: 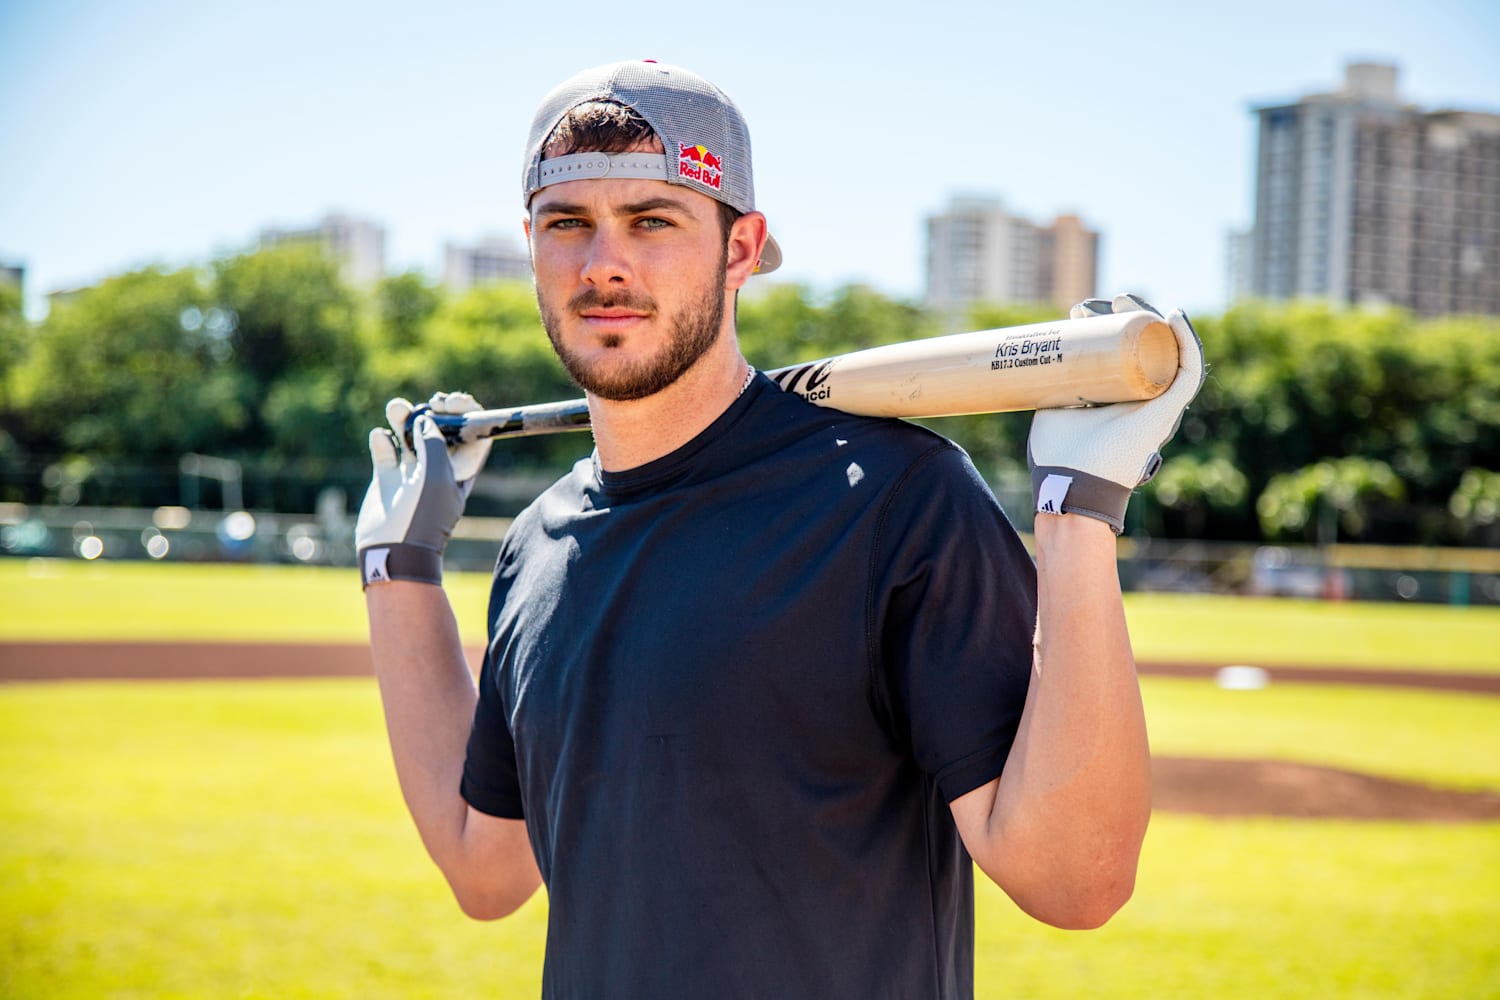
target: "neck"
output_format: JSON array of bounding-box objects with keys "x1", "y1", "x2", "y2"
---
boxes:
[{"x1": 588, "y1": 339, "x2": 751, "y2": 472}]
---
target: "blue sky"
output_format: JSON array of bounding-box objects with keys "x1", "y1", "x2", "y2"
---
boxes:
[{"x1": 2, "y1": 0, "x2": 1497, "y2": 323}]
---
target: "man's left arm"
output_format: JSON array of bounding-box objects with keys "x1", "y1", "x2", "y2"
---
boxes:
[{"x1": 950, "y1": 295, "x2": 1206, "y2": 929}]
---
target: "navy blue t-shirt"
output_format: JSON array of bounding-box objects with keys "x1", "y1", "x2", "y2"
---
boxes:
[{"x1": 462, "y1": 374, "x2": 1037, "y2": 999}]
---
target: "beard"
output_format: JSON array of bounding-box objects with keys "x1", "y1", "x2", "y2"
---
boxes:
[{"x1": 539, "y1": 254, "x2": 728, "y2": 403}]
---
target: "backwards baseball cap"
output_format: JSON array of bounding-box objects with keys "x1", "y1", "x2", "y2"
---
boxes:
[{"x1": 522, "y1": 59, "x2": 782, "y2": 274}]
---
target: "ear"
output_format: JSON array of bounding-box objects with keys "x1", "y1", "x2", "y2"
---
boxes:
[
  {"x1": 521, "y1": 215, "x2": 537, "y2": 272},
  {"x1": 724, "y1": 212, "x2": 770, "y2": 291}
]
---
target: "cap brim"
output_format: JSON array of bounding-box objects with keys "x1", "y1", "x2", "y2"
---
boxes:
[{"x1": 755, "y1": 232, "x2": 782, "y2": 275}]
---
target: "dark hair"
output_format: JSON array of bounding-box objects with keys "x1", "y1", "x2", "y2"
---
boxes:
[{"x1": 543, "y1": 101, "x2": 742, "y2": 238}]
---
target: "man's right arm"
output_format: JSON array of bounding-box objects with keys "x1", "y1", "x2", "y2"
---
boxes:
[
  {"x1": 355, "y1": 394, "x2": 539, "y2": 919},
  {"x1": 366, "y1": 580, "x2": 540, "y2": 920}
]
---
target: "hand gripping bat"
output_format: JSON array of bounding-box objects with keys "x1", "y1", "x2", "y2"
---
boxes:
[{"x1": 419, "y1": 310, "x2": 1178, "y2": 445}]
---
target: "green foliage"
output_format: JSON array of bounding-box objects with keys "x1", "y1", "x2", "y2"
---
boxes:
[
  {"x1": 0, "y1": 280, "x2": 30, "y2": 401},
  {"x1": 1189, "y1": 301, "x2": 1500, "y2": 541},
  {"x1": 738, "y1": 282, "x2": 939, "y2": 364},
  {"x1": 1448, "y1": 468, "x2": 1500, "y2": 547},
  {"x1": 212, "y1": 244, "x2": 364, "y2": 466},
  {"x1": 9, "y1": 267, "x2": 251, "y2": 459},
  {"x1": 0, "y1": 283, "x2": 35, "y2": 501},
  {"x1": 1256, "y1": 457, "x2": 1406, "y2": 542},
  {"x1": 373, "y1": 270, "x2": 442, "y2": 351},
  {"x1": 1141, "y1": 453, "x2": 1250, "y2": 537}
]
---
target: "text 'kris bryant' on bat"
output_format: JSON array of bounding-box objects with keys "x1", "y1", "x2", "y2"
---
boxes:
[{"x1": 425, "y1": 310, "x2": 1179, "y2": 445}]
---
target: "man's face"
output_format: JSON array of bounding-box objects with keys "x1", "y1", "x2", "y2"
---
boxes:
[{"x1": 527, "y1": 169, "x2": 732, "y2": 402}]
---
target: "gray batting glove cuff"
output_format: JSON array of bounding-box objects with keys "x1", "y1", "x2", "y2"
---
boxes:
[
  {"x1": 354, "y1": 408, "x2": 467, "y2": 591},
  {"x1": 1028, "y1": 462, "x2": 1137, "y2": 535},
  {"x1": 358, "y1": 542, "x2": 444, "y2": 588}
]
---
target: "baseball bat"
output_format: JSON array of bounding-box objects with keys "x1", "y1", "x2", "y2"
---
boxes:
[{"x1": 425, "y1": 311, "x2": 1178, "y2": 445}]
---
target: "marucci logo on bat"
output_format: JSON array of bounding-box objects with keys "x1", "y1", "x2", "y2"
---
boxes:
[{"x1": 768, "y1": 359, "x2": 837, "y2": 402}]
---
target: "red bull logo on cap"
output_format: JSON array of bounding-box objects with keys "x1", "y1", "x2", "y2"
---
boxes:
[{"x1": 678, "y1": 143, "x2": 723, "y2": 191}]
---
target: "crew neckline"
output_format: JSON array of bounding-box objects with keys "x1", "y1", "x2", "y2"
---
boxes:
[{"x1": 591, "y1": 373, "x2": 771, "y2": 501}]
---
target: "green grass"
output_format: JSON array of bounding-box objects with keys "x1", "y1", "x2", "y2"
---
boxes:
[
  {"x1": 0, "y1": 559, "x2": 492, "y2": 645},
  {"x1": 0, "y1": 680, "x2": 546, "y2": 999},
  {"x1": 3, "y1": 678, "x2": 1495, "y2": 999},
  {"x1": 1123, "y1": 591, "x2": 1500, "y2": 674},
  {"x1": 975, "y1": 816, "x2": 1499, "y2": 998},
  {"x1": 4, "y1": 559, "x2": 1499, "y2": 673}
]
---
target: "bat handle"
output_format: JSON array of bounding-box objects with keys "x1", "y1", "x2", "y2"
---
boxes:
[
  {"x1": 402, "y1": 404, "x2": 469, "y2": 449},
  {"x1": 402, "y1": 398, "x2": 593, "y2": 449}
]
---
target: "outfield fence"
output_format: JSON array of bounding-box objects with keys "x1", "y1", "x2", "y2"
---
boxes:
[{"x1": 4, "y1": 500, "x2": 1498, "y2": 606}]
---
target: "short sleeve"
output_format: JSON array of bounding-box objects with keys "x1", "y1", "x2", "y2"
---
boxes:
[
  {"x1": 460, "y1": 648, "x2": 526, "y2": 819},
  {"x1": 871, "y1": 443, "x2": 1037, "y2": 804}
]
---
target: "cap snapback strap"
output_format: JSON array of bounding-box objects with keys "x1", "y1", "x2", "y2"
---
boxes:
[{"x1": 535, "y1": 152, "x2": 669, "y2": 190}]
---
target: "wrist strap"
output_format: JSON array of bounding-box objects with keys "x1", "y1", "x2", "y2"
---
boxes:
[
  {"x1": 1030, "y1": 465, "x2": 1130, "y2": 535},
  {"x1": 359, "y1": 544, "x2": 443, "y2": 589}
]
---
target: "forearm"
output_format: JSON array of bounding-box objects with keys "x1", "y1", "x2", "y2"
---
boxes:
[
  {"x1": 964, "y1": 514, "x2": 1151, "y2": 927},
  {"x1": 366, "y1": 581, "x2": 539, "y2": 917}
]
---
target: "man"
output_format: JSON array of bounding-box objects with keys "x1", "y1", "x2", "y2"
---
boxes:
[{"x1": 356, "y1": 60, "x2": 1204, "y2": 997}]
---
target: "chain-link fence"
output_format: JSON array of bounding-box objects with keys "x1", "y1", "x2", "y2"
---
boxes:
[{"x1": 5, "y1": 499, "x2": 1497, "y2": 606}]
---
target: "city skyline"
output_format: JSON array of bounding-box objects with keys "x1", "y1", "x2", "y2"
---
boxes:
[{"x1": 3, "y1": 1, "x2": 1498, "y2": 323}]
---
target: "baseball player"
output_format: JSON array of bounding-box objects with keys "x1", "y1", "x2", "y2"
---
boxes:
[{"x1": 355, "y1": 59, "x2": 1204, "y2": 997}]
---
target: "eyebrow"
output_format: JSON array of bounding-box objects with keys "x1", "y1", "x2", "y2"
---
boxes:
[{"x1": 533, "y1": 195, "x2": 697, "y2": 219}]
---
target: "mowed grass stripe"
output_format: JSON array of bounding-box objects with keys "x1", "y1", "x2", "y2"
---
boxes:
[
  {"x1": 4, "y1": 558, "x2": 1499, "y2": 674},
  {"x1": 1122, "y1": 591, "x2": 1500, "y2": 674},
  {"x1": 0, "y1": 559, "x2": 493, "y2": 645}
]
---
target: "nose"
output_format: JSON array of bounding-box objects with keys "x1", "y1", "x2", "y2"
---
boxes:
[{"x1": 580, "y1": 225, "x2": 631, "y2": 286}]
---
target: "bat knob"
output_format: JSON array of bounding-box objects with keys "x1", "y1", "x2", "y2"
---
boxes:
[
  {"x1": 401, "y1": 403, "x2": 432, "y2": 451},
  {"x1": 403, "y1": 403, "x2": 467, "y2": 448}
]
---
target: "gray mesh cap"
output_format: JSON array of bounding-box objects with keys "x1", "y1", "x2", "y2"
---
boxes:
[{"x1": 522, "y1": 59, "x2": 782, "y2": 274}]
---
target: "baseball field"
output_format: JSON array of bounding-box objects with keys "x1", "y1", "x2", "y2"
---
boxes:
[{"x1": 2, "y1": 558, "x2": 1498, "y2": 998}]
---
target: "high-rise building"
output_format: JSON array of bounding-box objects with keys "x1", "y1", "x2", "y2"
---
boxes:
[
  {"x1": 1225, "y1": 228, "x2": 1254, "y2": 305},
  {"x1": 443, "y1": 237, "x2": 531, "y2": 292},
  {"x1": 1039, "y1": 214, "x2": 1100, "y2": 311},
  {"x1": 259, "y1": 213, "x2": 386, "y2": 286},
  {"x1": 925, "y1": 196, "x2": 1097, "y2": 319},
  {"x1": 1246, "y1": 62, "x2": 1500, "y2": 316}
]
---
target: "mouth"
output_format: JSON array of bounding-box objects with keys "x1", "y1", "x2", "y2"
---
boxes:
[{"x1": 578, "y1": 310, "x2": 649, "y2": 333}]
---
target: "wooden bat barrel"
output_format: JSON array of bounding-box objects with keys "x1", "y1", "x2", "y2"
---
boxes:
[{"x1": 764, "y1": 311, "x2": 1178, "y2": 417}]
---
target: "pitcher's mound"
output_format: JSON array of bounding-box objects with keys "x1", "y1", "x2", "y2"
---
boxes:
[{"x1": 1154, "y1": 756, "x2": 1500, "y2": 821}]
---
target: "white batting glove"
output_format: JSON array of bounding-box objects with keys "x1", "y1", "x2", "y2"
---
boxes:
[
  {"x1": 1027, "y1": 294, "x2": 1206, "y2": 534},
  {"x1": 422, "y1": 390, "x2": 493, "y2": 484},
  {"x1": 354, "y1": 392, "x2": 491, "y2": 588}
]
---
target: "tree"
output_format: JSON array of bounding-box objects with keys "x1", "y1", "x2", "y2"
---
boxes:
[
  {"x1": 10, "y1": 266, "x2": 249, "y2": 459},
  {"x1": 1142, "y1": 454, "x2": 1250, "y2": 538},
  {"x1": 1256, "y1": 458, "x2": 1406, "y2": 544},
  {"x1": 1448, "y1": 468, "x2": 1500, "y2": 548},
  {"x1": 0, "y1": 281, "x2": 32, "y2": 502},
  {"x1": 211, "y1": 245, "x2": 365, "y2": 479},
  {"x1": 373, "y1": 271, "x2": 443, "y2": 352}
]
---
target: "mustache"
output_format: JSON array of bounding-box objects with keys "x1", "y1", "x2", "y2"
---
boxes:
[{"x1": 567, "y1": 288, "x2": 656, "y2": 314}]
